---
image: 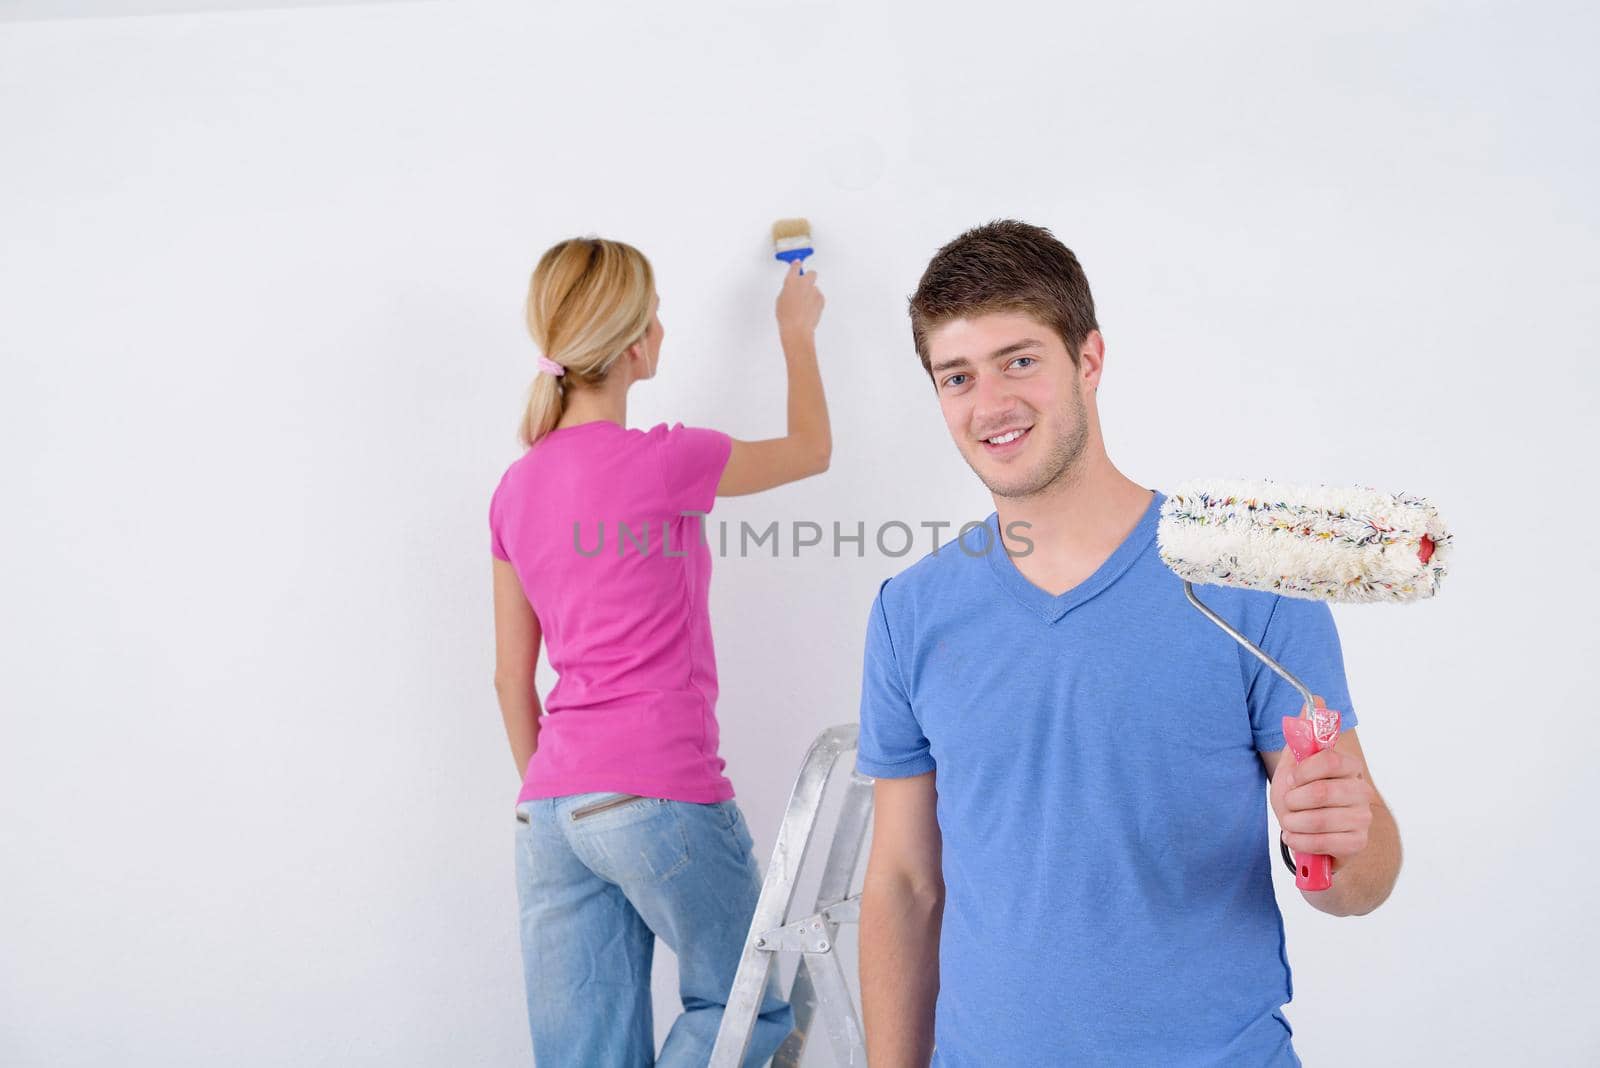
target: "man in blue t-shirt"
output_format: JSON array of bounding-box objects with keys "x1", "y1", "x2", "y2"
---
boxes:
[{"x1": 856, "y1": 221, "x2": 1402, "y2": 1066}]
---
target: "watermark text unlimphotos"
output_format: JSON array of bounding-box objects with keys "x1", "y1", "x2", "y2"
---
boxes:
[{"x1": 571, "y1": 512, "x2": 1036, "y2": 559}]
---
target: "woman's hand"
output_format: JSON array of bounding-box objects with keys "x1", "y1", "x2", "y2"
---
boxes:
[{"x1": 775, "y1": 259, "x2": 824, "y2": 341}]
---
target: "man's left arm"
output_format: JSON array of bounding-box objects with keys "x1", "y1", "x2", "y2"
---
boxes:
[{"x1": 1260, "y1": 727, "x2": 1402, "y2": 917}]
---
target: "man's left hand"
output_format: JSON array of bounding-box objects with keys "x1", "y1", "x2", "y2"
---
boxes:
[{"x1": 1269, "y1": 741, "x2": 1376, "y2": 871}]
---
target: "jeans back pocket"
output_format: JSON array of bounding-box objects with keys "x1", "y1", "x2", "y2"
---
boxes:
[{"x1": 568, "y1": 796, "x2": 691, "y2": 885}]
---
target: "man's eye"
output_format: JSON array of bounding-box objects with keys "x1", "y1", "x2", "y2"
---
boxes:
[
  {"x1": 944, "y1": 374, "x2": 969, "y2": 389},
  {"x1": 1010, "y1": 356, "x2": 1036, "y2": 370}
]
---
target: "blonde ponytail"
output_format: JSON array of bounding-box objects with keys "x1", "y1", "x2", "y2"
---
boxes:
[
  {"x1": 519, "y1": 370, "x2": 566, "y2": 447},
  {"x1": 519, "y1": 237, "x2": 656, "y2": 448}
]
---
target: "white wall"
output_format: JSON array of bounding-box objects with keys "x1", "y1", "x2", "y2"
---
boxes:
[{"x1": 2, "y1": 1, "x2": 1595, "y2": 1064}]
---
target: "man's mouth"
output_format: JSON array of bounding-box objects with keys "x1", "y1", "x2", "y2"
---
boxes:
[{"x1": 979, "y1": 426, "x2": 1032, "y2": 454}]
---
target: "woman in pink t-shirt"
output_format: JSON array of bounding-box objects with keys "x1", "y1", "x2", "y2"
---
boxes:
[{"x1": 490, "y1": 237, "x2": 828, "y2": 1065}]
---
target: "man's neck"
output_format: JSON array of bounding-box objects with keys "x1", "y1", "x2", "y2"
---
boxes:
[{"x1": 994, "y1": 456, "x2": 1152, "y2": 597}]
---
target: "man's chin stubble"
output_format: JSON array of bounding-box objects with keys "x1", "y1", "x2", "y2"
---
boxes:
[{"x1": 973, "y1": 456, "x2": 1077, "y2": 500}]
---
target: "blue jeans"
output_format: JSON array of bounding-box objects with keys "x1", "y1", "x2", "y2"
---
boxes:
[{"x1": 514, "y1": 792, "x2": 794, "y2": 1066}]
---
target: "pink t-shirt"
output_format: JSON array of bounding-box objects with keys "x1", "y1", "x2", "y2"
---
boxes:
[{"x1": 489, "y1": 420, "x2": 735, "y2": 804}]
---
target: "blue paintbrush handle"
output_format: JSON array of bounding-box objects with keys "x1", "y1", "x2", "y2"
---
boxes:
[{"x1": 775, "y1": 247, "x2": 813, "y2": 275}]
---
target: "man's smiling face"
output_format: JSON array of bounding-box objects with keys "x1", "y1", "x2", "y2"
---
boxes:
[{"x1": 927, "y1": 310, "x2": 1093, "y2": 499}]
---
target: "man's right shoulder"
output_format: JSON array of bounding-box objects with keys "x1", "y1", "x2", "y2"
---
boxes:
[{"x1": 873, "y1": 523, "x2": 991, "y2": 625}]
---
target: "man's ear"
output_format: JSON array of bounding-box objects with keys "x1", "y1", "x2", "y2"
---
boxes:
[{"x1": 1078, "y1": 329, "x2": 1106, "y2": 391}]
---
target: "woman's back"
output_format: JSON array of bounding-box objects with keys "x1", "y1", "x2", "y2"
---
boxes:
[{"x1": 491, "y1": 419, "x2": 734, "y2": 804}]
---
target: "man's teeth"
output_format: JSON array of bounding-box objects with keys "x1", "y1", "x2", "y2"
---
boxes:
[{"x1": 986, "y1": 429, "x2": 1026, "y2": 445}]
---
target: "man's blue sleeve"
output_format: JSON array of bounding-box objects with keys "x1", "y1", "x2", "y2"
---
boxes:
[
  {"x1": 1246, "y1": 594, "x2": 1358, "y2": 751},
  {"x1": 855, "y1": 579, "x2": 936, "y2": 778}
]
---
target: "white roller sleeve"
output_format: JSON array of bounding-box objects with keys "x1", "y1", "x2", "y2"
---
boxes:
[{"x1": 1158, "y1": 479, "x2": 1450, "y2": 604}]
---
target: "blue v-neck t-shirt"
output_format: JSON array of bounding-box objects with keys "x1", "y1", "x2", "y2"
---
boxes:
[{"x1": 855, "y1": 490, "x2": 1356, "y2": 1066}]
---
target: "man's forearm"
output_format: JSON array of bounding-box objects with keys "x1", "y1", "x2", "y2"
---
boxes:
[
  {"x1": 495, "y1": 674, "x2": 541, "y2": 779},
  {"x1": 860, "y1": 878, "x2": 942, "y2": 1066},
  {"x1": 1304, "y1": 796, "x2": 1401, "y2": 916}
]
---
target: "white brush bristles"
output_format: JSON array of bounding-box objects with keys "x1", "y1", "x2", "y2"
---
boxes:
[{"x1": 1158, "y1": 479, "x2": 1450, "y2": 604}]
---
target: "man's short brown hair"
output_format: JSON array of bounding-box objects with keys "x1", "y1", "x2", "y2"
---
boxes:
[{"x1": 908, "y1": 219, "x2": 1099, "y2": 378}]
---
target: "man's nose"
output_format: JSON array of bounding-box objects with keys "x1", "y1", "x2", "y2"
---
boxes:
[{"x1": 971, "y1": 370, "x2": 1017, "y2": 427}]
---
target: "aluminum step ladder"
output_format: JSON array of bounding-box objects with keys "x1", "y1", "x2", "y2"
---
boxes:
[{"x1": 709, "y1": 723, "x2": 874, "y2": 1067}]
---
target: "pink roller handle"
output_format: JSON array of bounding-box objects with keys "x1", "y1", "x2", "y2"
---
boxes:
[{"x1": 1282, "y1": 699, "x2": 1341, "y2": 892}]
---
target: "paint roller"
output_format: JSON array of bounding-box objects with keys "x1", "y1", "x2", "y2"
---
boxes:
[{"x1": 1156, "y1": 479, "x2": 1451, "y2": 891}]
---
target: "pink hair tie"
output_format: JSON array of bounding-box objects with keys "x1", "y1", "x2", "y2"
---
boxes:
[{"x1": 537, "y1": 356, "x2": 565, "y2": 377}]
